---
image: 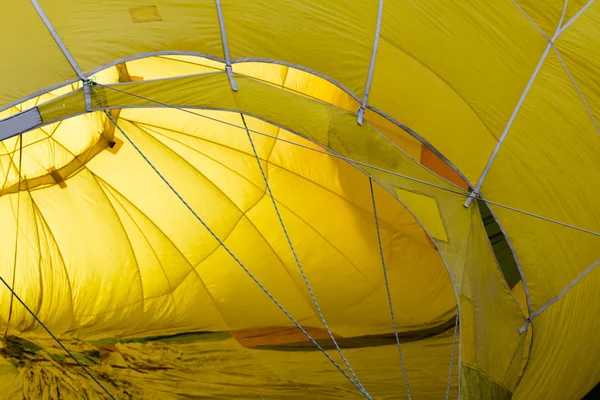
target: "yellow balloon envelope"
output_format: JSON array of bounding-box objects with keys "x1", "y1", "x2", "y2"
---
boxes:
[{"x1": 0, "y1": 1, "x2": 598, "y2": 399}]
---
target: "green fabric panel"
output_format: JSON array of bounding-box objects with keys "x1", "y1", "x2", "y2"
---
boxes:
[
  {"x1": 479, "y1": 201, "x2": 521, "y2": 289},
  {"x1": 461, "y1": 364, "x2": 513, "y2": 400}
]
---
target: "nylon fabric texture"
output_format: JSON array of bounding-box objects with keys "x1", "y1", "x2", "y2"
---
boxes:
[{"x1": 1, "y1": 1, "x2": 599, "y2": 399}]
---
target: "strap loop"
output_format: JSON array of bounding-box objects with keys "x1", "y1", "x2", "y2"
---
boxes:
[
  {"x1": 225, "y1": 65, "x2": 238, "y2": 91},
  {"x1": 357, "y1": 106, "x2": 366, "y2": 125}
]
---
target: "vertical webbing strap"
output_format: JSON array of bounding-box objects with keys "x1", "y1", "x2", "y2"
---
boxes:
[
  {"x1": 358, "y1": 0, "x2": 384, "y2": 125},
  {"x1": 464, "y1": 0, "x2": 570, "y2": 207},
  {"x1": 368, "y1": 178, "x2": 412, "y2": 399},
  {"x1": 215, "y1": 0, "x2": 238, "y2": 91},
  {"x1": 29, "y1": 0, "x2": 95, "y2": 111}
]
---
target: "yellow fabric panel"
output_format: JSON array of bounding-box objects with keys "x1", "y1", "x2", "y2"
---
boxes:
[
  {"x1": 90, "y1": 120, "x2": 245, "y2": 267},
  {"x1": 0, "y1": 80, "x2": 79, "y2": 122},
  {"x1": 0, "y1": 138, "x2": 23, "y2": 192},
  {"x1": 121, "y1": 57, "x2": 361, "y2": 114},
  {"x1": 266, "y1": 140, "x2": 454, "y2": 334},
  {"x1": 556, "y1": 1, "x2": 600, "y2": 138},
  {"x1": 420, "y1": 192, "x2": 470, "y2": 275},
  {"x1": 389, "y1": 182, "x2": 524, "y2": 397},
  {"x1": 31, "y1": 67, "x2": 118, "y2": 123},
  {"x1": 343, "y1": 104, "x2": 524, "y2": 397},
  {"x1": 0, "y1": 92, "x2": 102, "y2": 194},
  {"x1": 516, "y1": 0, "x2": 590, "y2": 38},
  {"x1": 122, "y1": 58, "x2": 423, "y2": 172},
  {"x1": 369, "y1": 38, "x2": 495, "y2": 184},
  {"x1": 563, "y1": 0, "x2": 595, "y2": 24},
  {"x1": 223, "y1": 0, "x2": 376, "y2": 97},
  {"x1": 39, "y1": 87, "x2": 87, "y2": 124},
  {"x1": 25, "y1": 169, "x2": 144, "y2": 337},
  {"x1": 363, "y1": 109, "x2": 423, "y2": 162},
  {"x1": 5, "y1": 97, "x2": 458, "y2": 341},
  {"x1": 234, "y1": 62, "x2": 290, "y2": 88},
  {"x1": 372, "y1": 0, "x2": 546, "y2": 182},
  {"x1": 194, "y1": 213, "x2": 323, "y2": 331},
  {"x1": 32, "y1": 76, "x2": 498, "y2": 392},
  {"x1": 4, "y1": 73, "x2": 463, "y2": 399},
  {"x1": 123, "y1": 55, "x2": 224, "y2": 81},
  {"x1": 37, "y1": 0, "x2": 223, "y2": 73},
  {"x1": 123, "y1": 57, "x2": 429, "y2": 172},
  {"x1": 482, "y1": 22, "x2": 600, "y2": 398},
  {"x1": 110, "y1": 73, "x2": 463, "y2": 330},
  {"x1": 86, "y1": 116, "x2": 323, "y2": 334},
  {"x1": 123, "y1": 108, "x2": 276, "y2": 202},
  {"x1": 491, "y1": 208, "x2": 600, "y2": 400},
  {"x1": 442, "y1": 251, "x2": 468, "y2": 296},
  {"x1": 236, "y1": 62, "x2": 359, "y2": 113},
  {"x1": 519, "y1": 321, "x2": 533, "y2": 377},
  {"x1": 394, "y1": 188, "x2": 448, "y2": 242},
  {"x1": 33, "y1": 58, "x2": 457, "y2": 193},
  {"x1": 484, "y1": 49, "x2": 600, "y2": 309},
  {"x1": 47, "y1": 73, "x2": 458, "y2": 200},
  {"x1": 513, "y1": 265, "x2": 600, "y2": 400},
  {"x1": 366, "y1": 156, "x2": 503, "y2": 398},
  {"x1": 459, "y1": 295, "x2": 475, "y2": 366},
  {"x1": 377, "y1": 175, "x2": 527, "y2": 399},
  {"x1": 0, "y1": 130, "x2": 71, "y2": 190},
  {"x1": 325, "y1": 109, "x2": 460, "y2": 199},
  {"x1": 322, "y1": 106, "x2": 472, "y2": 325},
  {"x1": 393, "y1": 193, "x2": 526, "y2": 399},
  {"x1": 94, "y1": 178, "x2": 229, "y2": 337},
  {"x1": 0, "y1": 1, "x2": 75, "y2": 108},
  {"x1": 281, "y1": 67, "x2": 357, "y2": 112},
  {"x1": 379, "y1": 0, "x2": 546, "y2": 138},
  {"x1": 118, "y1": 107, "x2": 455, "y2": 336},
  {"x1": 0, "y1": 68, "x2": 120, "y2": 195},
  {"x1": 0, "y1": 191, "x2": 71, "y2": 332},
  {"x1": 462, "y1": 205, "x2": 526, "y2": 393}
]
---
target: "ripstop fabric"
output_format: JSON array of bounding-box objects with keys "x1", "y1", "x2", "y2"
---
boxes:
[{"x1": 0, "y1": 1, "x2": 599, "y2": 399}]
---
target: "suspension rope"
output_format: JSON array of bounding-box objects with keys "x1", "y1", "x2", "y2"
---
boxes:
[
  {"x1": 215, "y1": 0, "x2": 238, "y2": 91},
  {"x1": 244, "y1": 126, "x2": 600, "y2": 238},
  {"x1": 95, "y1": 83, "x2": 600, "y2": 238},
  {"x1": 0, "y1": 275, "x2": 116, "y2": 399},
  {"x1": 368, "y1": 178, "x2": 412, "y2": 399},
  {"x1": 103, "y1": 110, "x2": 372, "y2": 399},
  {"x1": 5, "y1": 135, "x2": 23, "y2": 340},
  {"x1": 483, "y1": 198, "x2": 600, "y2": 237},
  {"x1": 446, "y1": 314, "x2": 459, "y2": 400},
  {"x1": 243, "y1": 115, "x2": 370, "y2": 395},
  {"x1": 96, "y1": 83, "x2": 467, "y2": 198},
  {"x1": 245, "y1": 131, "x2": 467, "y2": 197}
]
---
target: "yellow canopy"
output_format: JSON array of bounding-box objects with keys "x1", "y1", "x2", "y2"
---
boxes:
[{"x1": 0, "y1": 1, "x2": 598, "y2": 399}]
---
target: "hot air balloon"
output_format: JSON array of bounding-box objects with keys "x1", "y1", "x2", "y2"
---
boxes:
[{"x1": 0, "y1": 1, "x2": 598, "y2": 399}]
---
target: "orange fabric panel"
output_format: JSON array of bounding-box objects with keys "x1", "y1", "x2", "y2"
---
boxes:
[{"x1": 421, "y1": 146, "x2": 469, "y2": 190}]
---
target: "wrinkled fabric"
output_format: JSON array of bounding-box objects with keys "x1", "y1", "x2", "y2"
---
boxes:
[{"x1": 1, "y1": 1, "x2": 599, "y2": 399}]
